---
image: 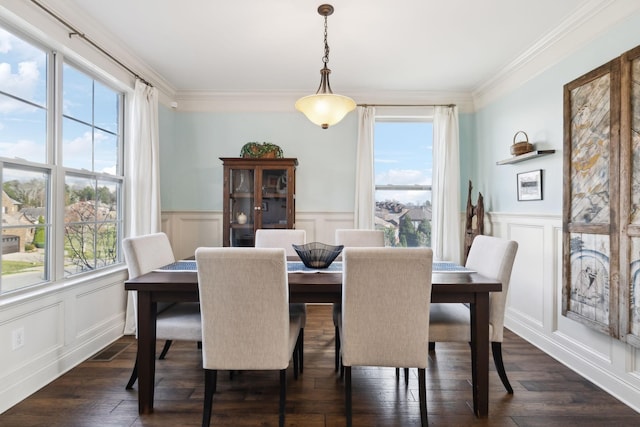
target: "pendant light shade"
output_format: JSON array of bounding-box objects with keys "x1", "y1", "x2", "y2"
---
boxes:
[
  {"x1": 296, "y1": 4, "x2": 355, "y2": 129},
  {"x1": 295, "y1": 93, "x2": 356, "y2": 129}
]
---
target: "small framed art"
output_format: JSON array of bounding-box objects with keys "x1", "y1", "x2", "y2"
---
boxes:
[{"x1": 517, "y1": 169, "x2": 543, "y2": 201}]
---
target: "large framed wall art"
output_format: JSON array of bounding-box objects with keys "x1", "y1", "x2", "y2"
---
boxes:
[
  {"x1": 563, "y1": 44, "x2": 640, "y2": 345},
  {"x1": 563, "y1": 58, "x2": 620, "y2": 337},
  {"x1": 619, "y1": 45, "x2": 640, "y2": 347}
]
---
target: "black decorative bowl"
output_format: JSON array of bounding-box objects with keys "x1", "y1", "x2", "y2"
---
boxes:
[{"x1": 292, "y1": 242, "x2": 344, "y2": 269}]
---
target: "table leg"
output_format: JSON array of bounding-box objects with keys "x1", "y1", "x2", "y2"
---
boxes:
[
  {"x1": 470, "y1": 292, "x2": 490, "y2": 417},
  {"x1": 137, "y1": 291, "x2": 157, "y2": 414}
]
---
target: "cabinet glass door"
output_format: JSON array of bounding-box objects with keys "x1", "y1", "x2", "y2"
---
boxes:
[
  {"x1": 260, "y1": 168, "x2": 289, "y2": 228},
  {"x1": 229, "y1": 168, "x2": 255, "y2": 246}
]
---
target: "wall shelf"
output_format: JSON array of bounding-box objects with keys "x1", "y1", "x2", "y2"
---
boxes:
[{"x1": 496, "y1": 150, "x2": 556, "y2": 165}]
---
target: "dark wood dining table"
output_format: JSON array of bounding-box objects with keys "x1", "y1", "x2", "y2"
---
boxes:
[{"x1": 125, "y1": 264, "x2": 501, "y2": 417}]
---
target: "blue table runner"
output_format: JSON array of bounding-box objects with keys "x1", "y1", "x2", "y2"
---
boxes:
[{"x1": 156, "y1": 259, "x2": 474, "y2": 273}]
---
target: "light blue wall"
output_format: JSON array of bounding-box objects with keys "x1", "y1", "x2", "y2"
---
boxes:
[
  {"x1": 159, "y1": 10, "x2": 640, "y2": 215},
  {"x1": 473, "y1": 12, "x2": 640, "y2": 213},
  {"x1": 159, "y1": 108, "x2": 476, "y2": 213},
  {"x1": 159, "y1": 111, "x2": 358, "y2": 212}
]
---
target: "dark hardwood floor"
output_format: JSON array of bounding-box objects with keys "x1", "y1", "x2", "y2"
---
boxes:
[{"x1": 2, "y1": 304, "x2": 639, "y2": 426}]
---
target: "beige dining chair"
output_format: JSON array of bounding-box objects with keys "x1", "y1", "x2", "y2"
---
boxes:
[
  {"x1": 339, "y1": 247, "x2": 433, "y2": 427},
  {"x1": 195, "y1": 247, "x2": 303, "y2": 427},
  {"x1": 333, "y1": 229, "x2": 385, "y2": 371},
  {"x1": 122, "y1": 232, "x2": 202, "y2": 389},
  {"x1": 429, "y1": 235, "x2": 518, "y2": 393},
  {"x1": 255, "y1": 229, "x2": 307, "y2": 372}
]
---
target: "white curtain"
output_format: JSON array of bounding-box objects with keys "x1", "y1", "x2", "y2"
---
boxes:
[
  {"x1": 354, "y1": 106, "x2": 375, "y2": 229},
  {"x1": 123, "y1": 79, "x2": 162, "y2": 335},
  {"x1": 432, "y1": 106, "x2": 461, "y2": 264}
]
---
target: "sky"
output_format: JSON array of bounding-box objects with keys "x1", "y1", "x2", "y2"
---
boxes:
[
  {"x1": 374, "y1": 120, "x2": 433, "y2": 205},
  {"x1": 0, "y1": 27, "x2": 119, "y2": 177},
  {"x1": 2, "y1": 24, "x2": 430, "y2": 202}
]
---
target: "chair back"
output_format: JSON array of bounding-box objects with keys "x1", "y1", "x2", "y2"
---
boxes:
[
  {"x1": 335, "y1": 229, "x2": 384, "y2": 247},
  {"x1": 465, "y1": 235, "x2": 518, "y2": 342},
  {"x1": 341, "y1": 247, "x2": 433, "y2": 368},
  {"x1": 255, "y1": 229, "x2": 306, "y2": 257},
  {"x1": 195, "y1": 247, "x2": 291, "y2": 370},
  {"x1": 122, "y1": 232, "x2": 175, "y2": 279}
]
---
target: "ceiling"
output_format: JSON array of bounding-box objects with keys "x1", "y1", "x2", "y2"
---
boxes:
[{"x1": 48, "y1": 0, "x2": 601, "y2": 98}]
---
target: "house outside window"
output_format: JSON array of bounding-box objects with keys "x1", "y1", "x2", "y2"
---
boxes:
[
  {"x1": 374, "y1": 119, "x2": 433, "y2": 247},
  {"x1": 0, "y1": 25, "x2": 124, "y2": 294}
]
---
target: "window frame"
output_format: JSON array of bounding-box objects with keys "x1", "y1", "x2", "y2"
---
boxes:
[
  {"x1": 0, "y1": 23, "x2": 126, "y2": 295},
  {"x1": 373, "y1": 109, "x2": 434, "y2": 247}
]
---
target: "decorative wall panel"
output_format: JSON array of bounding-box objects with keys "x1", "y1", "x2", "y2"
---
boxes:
[
  {"x1": 563, "y1": 58, "x2": 620, "y2": 337},
  {"x1": 564, "y1": 44, "x2": 640, "y2": 343},
  {"x1": 620, "y1": 45, "x2": 640, "y2": 347}
]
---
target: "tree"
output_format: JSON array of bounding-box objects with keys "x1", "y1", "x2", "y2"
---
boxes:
[
  {"x1": 418, "y1": 218, "x2": 431, "y2": 247},
  {"x1": 33, "y1": 215, "x2": 46, "y2": 248},
  {"x1": 398, "y1": 214, "x2": 419, "y2": 247}
]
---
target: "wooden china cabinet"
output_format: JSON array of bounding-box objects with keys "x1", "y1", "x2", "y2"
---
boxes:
[{"x1": 221, "y1": 157, "x2": 297, "y2": 247}]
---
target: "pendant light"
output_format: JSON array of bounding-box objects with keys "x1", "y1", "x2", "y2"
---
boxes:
[{"x1": 295, "y1": 4, "x2": 356, "y2": 129}]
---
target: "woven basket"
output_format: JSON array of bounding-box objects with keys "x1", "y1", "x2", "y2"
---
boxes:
[{"x1": 510, "y1": 131, "x2": 533, "y2": 156}]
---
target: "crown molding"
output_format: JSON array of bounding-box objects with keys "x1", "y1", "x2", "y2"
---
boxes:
[
  {"x1": 22, "y1": 0, "x2": 177, "y2": 98},
  {"x1": 173, "y1": 90, "x2": 475, "y2": 114},
  {"x1": 472, "y1": 0, "x2": 640, "y2": 109}
]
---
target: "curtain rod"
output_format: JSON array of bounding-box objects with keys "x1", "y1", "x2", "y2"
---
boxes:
[
  {"x1": 357, "y1": 103, "x2": 456, "y2": 108},
  {"x1": 30, "y1": 0, "x2": 152, "y2": 87}
]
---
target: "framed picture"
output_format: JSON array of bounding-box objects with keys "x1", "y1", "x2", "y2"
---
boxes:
[{"x1": 517, "y1": 169, "x2": 543, "y2": 201}]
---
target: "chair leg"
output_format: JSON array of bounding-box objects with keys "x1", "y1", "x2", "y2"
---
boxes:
[
  {"x1": 202, "y1": 369, "x2": 217, "y2": 427},
  {"x1": 395, "y1": 368, "x2": 409, "y2": 386},
  {"x1": 293, "y1": 338, "x2": 299, "y2": 380},
  {"x1": 335, "y1": 325, "x2": 340, "y2": 372},
  {"x1": 345, "y1": 366, "x2": 352, "y2": 427},
  {"x1": 125, "y1": 359, "x2": 138, "y2": 389},
  {"x1": 418, "y1": 368, "x2": 428, "y2": 427},
  {"x1": 279, "y1": 369, "x2": 286, "y2": 427},
  {"x1": 492, "y1": 341, "x2": 513, "y2": 394},
  {"x1": 158, "y1": 340, "x2": 173, "y2": 360},
  {"x1": 428, "y1": 342, "x2": 435, "y2": 352},
  {"x1": 299, "y1": 328, "x2": 304, "y2": 373}
]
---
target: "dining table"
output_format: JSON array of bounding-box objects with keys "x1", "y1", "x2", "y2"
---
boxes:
[{"x1": 125, "y1": 259, "x2": 502, "y2": 417}]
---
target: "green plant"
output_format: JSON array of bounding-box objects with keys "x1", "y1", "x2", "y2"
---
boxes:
[
  {"x1": 239, "y1": 142, "x2": 283, "y2": 158},
  {"x1": 33, "y1": 215, "x2": 46, "y2": 248}
]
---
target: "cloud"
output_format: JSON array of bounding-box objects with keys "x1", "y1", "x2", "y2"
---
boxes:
[
  {"x1": 0, "y1": 28, "x2": 12, "y2": 54},
  {"x1": 0, "y1": 138, "x2": 42, "y2": 159},
  {"x1": 101, "y1": 166, "x2": 117, "y2": 175},
  {"x1": 375, "y1": 158, "x2": 399, "y2": 164},
  {"x1": 0, "y1": 28, "x2": 45, "y2": 112},
  {"x1": 376, "y1": 168, "x2": 431, "y2": 185}
]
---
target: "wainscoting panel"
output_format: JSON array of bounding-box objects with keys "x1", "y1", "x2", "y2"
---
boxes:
[
  {"x1": 161, "y1": 211, "x2": 354, "y2": 253},
  {"x1": 0, "y1": 301, "x2": 62, "y2": 374},
  {"x1": 0, "y1": 269, "x2": 127, "y2": 414},
  {"x1": 161, "y1": 211, "x2": 223, "y2": 259},
  {"x1": 490, "y1": 212, "x2": 640, "y2": 412},
  {"x1": 75, "y1": 280, "x2": 126, "y2": 339}
]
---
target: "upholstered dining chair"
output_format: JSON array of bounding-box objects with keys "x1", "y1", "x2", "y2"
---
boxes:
[
  {"x1": 122, "y1": 232, "x2": 202, "y2": 389},
  {"x1": 429, "y1": 235, "x2": 518, "y2": 393},
  {"x1": 255, "y1": 229, "x2": 307, "y2": 372},
  {"x1": 333, "y1": 229, "x2": 385, "y2": 372},
  {"x1": 339, "y1": 247, "x2": 433, "y2": 427},
  {"x1": 195, "y1": 247, "x2": 303, "y2": 427}
]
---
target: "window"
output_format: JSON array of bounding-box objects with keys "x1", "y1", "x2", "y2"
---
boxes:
[
  {"x1": 374, "y1": 120, "x2": 433, "y2": 247},
  {"x1": 0, "y1": 25, "x2": 124, "y2": 294},
  {"x1": 62, "y1": 63, "x2": 122, "y2": 275}
]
